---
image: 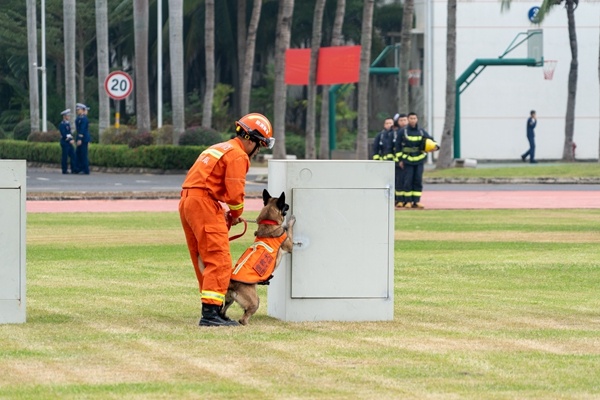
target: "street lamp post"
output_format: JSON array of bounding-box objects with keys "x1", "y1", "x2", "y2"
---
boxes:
[
  {"x1": 40, "y1": 0, "x2": 47, "y2": 132},
  {"x1": 157, "y1": 0, "x2": 163, "y2": 128}
]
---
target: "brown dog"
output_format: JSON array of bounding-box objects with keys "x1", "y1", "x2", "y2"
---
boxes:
[{"x1": 221, "y1": 189, "x2": 295, "y2": 325}]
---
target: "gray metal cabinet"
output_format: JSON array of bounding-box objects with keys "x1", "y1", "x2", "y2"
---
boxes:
[
  {"x1": 267, "y1": 160, "x2": 394, "y2": 322},
  {"x1": 0, "y1": 160, "x2": 26, "y2": 324}
]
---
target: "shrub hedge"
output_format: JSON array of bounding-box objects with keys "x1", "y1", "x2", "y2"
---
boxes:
[{"x1": 0, "y1": 140, "x2": 206, "y2": 171}]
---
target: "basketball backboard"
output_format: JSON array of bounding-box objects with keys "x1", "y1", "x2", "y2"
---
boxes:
[{"x1": 527, "y1": 29, "x2": 543, "y2": 65}]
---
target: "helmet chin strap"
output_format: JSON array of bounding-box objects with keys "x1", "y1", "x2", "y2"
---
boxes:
[{"x1": 249, "y1": 142, "x2": 260, "y2": 158}]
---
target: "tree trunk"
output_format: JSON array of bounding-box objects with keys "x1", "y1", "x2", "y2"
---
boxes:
[
  {"x1": 64, "y1": 0, "x2": 77, "y2": 129},
  {"x1": 169, "y1": 0, "x2": 185, "y2": 144},
  {"x1": 435, "y1": 0, "x2": 457, "y2": 169},
  {"x1": 356, "y1": 0, "x2": 375, "y2": 160},
  {"x1": 272, "y1": 0, "x2": 295, "y2": 159},
  {"x1": 397, "y1": 0, "x2": 414, "y2": 113},
  {"x1": 305, "y1": 0, "x2": 326, "y2": 159},
  {"x1": 240, "y1": 0, "x2": 263, "y2": 116},
  {"x1": 95, "y1": 0, "x2": 110, "y2": 139},
  {"x1": 202, "y1": 0, "x2": 215, "y2": 128},
  {"x1": 133, "y1": 0, "x2": 151, "y2": 133},
  {"x1": 318, "y1": 0, "x2": 346, "y2": 160},
  {"x1": 26, "y1": 0, "x2": 39, "y2": 133},
  {"x1": 562, "y1": 0, "x2": 577, "y2": 161},
  {"x1": 237, "y1": 0, "x2": 247, "y2": 115},
  {"x1": 78, "y1": 46, "x2": 85, "y2": 103}
]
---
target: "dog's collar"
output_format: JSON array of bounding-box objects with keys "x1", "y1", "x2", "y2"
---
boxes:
[{"x1": 258, "y1": 219, "x2": 279, "y2": 225}]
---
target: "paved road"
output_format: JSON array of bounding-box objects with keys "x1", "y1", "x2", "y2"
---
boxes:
[
  {"x1": 25, "y1": 165, "x2": 600, "y2": 212},
  {"x1": 27, "y1": 167, "x2": 599, "y2": 196},
  {"x1": 26, "y1": 167, "x2": 268, "y2": 198}
]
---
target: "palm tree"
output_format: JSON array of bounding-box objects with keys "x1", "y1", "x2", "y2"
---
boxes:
[
  {"x1": 239, "y1": 0, "x2": 263, "y2": 116},
  {"x1": 272, "y1": 0, "x2": 295, "y2": 159},
  {"x1": 435, "y1": 0, "x2": 457, "y2": 169},
  {"x1": 397, "y1": 0, "x2": 414, "y2": 113},
  {"x1": 356, "y1": 0, "x2": 375, "y2": 160},
  {"x1": 26, "y1": 0, "x2": 39, "y2": 133},
  {"x1": 502, "y1": 0, "x2": 579, "y2": 161},
  {"x1": 305, "y1": 0, "x2": 326, "y2": 160},
  {"x1": 133, "y1": 0, "x2": 151, "y2": 133},
  {"x1": 169, "y1": 0, "x2": 185, "y2": 144},
  {"x1": 96, "y1": 0, "x2": 110, "y2": 139},
  {"x1": 64, "y1": 0, "x2": 76, "y2": 127},
  {"x1": 318, "y1": 0, "x2": 346, "y2": 160},
  {"x1": 202, "y1": 0, "x2": 215, "y2": 128},
  {"x1": 237, "y1": 0, "x2": 247, "y2": 87}
]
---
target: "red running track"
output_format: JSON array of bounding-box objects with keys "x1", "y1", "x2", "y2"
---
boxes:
[{"x1": 27, "y1": 191, "x2": 600, "y2": 213}]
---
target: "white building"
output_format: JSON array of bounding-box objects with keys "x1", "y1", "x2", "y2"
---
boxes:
[{"x1": 414, "y1": 0, "x2": 600, "y2": 160}]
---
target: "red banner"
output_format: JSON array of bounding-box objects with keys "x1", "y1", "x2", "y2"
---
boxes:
[
  {"x1": 284, "y1": 45, "x2": 361, "y2": 86},
  {"x1": 284, "y1": 49, "x2": 311, "y2": 85}
]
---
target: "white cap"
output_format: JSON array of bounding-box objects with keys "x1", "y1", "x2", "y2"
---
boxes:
[
  {"x1": 61, "y1": 109, "x2": 71, "y2": 115},
  {"x1": 76, "y1": 103, "x2": 86, "y2": 109}
]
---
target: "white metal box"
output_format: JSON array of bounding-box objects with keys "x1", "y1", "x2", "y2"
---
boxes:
[
  {"x1": 0, "y1": 160, "x2": 27, "y2": 324},
  {"x1": 267, "y1": 160, "x2": 395, "y2": 322}
]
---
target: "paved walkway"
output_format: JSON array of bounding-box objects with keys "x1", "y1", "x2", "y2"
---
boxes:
[{"x1": 26, "y1": 190, "x2": 600, "y2": 213}]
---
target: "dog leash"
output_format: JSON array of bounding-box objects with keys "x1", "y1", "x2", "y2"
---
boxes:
[{"x1": 228, "y1": 218, "x2": 248, "y2": 242}]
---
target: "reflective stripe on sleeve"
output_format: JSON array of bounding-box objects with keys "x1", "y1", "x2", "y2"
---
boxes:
[{"x1": 228, "y1": 203, "x2": 244, "y2": 211}]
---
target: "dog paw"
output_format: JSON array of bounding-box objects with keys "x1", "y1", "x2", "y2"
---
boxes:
[{"x1": 287, "y1": 215, "x2": 296, "y2": 226}]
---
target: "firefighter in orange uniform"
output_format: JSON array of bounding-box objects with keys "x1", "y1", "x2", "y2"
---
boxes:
[{"x1": 179, "y1": 113, "x2": 275, "y2": 327}]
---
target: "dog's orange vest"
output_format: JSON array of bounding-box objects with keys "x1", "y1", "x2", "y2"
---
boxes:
[{"x1": 231, "y1": 233, "x2": 288, "y2": 284}]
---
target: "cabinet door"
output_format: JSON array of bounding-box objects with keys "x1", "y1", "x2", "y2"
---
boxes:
[
  {"x1": 0, "y1": 189, "x2": 21, "y2": 300},
  {"x1": 290, "y1": 188, "x2": 391, "y2": 299}
]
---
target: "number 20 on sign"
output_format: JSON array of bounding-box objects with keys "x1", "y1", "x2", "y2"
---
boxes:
[{"x1": 104, "y1": 71, "x2": 133, "y2": 128}]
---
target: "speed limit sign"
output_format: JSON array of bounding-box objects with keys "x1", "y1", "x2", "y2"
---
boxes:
[{"x1": 104, "y1": 71, "x2": 134, "y2": 100}]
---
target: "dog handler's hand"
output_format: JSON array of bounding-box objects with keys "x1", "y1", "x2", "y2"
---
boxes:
[{"x1": 230, "y1": 217, "x2": 242, "y2": 226}]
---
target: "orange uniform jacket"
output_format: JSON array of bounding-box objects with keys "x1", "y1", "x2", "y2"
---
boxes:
[
  {"x1": 179, "y1": 137, "x2": 250, "y2": 305},
  {"x1": 181, "y1": 137, "x2": 249, "y2": 218},
  {"x1": 231, "y1": 233, "x2": 288, "y2": 284}
]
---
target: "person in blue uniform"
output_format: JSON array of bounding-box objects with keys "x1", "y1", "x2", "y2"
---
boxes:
[
  {"x1": 58, "y1": 109, "x2": 78, "y2": 174},
  {"x1": 521, "y1": 110, "x2": 538, "y2": 164},
  {"x1": 75, "y1": 103, "x2": 91, "y2": 174}
]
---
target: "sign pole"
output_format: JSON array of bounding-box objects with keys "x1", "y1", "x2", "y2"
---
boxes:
[{"x1": 115, "y1": 100, "x2": 120, "y2": 131}]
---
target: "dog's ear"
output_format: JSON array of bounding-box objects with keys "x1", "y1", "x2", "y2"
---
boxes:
[
  {"x1": 276, "y1": 193, "x2": 287, "y2": 214},
  {"x1": 262, "y1": 189, "x2": 271, "y2": 206}
]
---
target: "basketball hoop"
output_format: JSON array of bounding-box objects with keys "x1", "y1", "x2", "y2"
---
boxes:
[
  {"x1": 543, "y1": 60, "x2": 557, "y2": 80},
  {"x1": 408, "y1": 69, "x2": 421, "y2": 86}
]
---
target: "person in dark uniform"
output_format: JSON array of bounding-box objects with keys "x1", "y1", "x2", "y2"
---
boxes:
[
  {"x1": 75, "y1": 103, "x2": 91, "y2": 174},
  {"x1": 59, "y1": 109, "x2": 78, "y2": 174},
  {"x1": 397, "y1": 112, "x2": 434, "y2": 209},
  {"x1": 372, "y1": 117, "x2": 394, "y2": 161},
  {"x1": 392, "y1": 113, "x2": 408, "y2": 207},
  {"x1": 521, "y1": 110, "x2": 538, "y2": 164}
]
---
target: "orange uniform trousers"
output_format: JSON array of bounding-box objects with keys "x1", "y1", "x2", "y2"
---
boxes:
[{"x1": 179, "y1": 188, "x2": 232, "y2": 306}]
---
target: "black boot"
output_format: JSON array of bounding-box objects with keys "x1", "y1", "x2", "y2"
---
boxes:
[{"x1": 199, "y1": 303, "x2": 239, "y2": 327}]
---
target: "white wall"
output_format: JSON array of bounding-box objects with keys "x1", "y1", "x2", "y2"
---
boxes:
[{"x1": 430, "y1": 0, "x2": 600, "y2": 160}]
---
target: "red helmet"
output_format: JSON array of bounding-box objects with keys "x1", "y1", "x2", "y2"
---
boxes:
[{"x1": 235, "y1": 113, "x2": 275, "y2": 149}]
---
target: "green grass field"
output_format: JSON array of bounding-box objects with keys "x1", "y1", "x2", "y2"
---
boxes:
[{"x1": 1, "y1": 210, "x2": 599, "y2": 399}]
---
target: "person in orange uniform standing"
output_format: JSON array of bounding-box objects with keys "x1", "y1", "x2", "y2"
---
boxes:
[{"x1": 179, "y1": 113, "x2": 275, "y2": 327}]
